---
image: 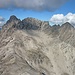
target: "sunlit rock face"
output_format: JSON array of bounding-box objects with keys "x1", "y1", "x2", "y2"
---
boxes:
[{"x1": 0, "y1": 15, "x2": 75, "y2": 75}]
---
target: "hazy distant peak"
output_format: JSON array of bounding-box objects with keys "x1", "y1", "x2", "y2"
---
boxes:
[{"x1": 52, "y1": 24, "x2": 60, "y2": 28}]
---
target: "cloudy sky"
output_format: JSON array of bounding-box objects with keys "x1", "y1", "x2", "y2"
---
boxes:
[{"x1": 0, "y1": 0, "x2": 75, "y2": 26}]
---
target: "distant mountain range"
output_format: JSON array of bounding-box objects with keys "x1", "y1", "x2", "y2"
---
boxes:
[{"x1": 0, "y1": 15, "x2": 75, "y2": 75}]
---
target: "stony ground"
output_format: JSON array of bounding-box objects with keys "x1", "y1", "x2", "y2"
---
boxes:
[{"x1": 0, "y1": 15, "x2": 75, "y2": 75}]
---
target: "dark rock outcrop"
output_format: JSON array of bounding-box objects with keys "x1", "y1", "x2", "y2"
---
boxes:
[{"x1": 6, "y1": 15, "x2": 20, "y2": 24}]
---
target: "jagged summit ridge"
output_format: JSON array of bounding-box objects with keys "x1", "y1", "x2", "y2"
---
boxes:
[
  {"x1": 4, "y1": 15, "x2": 74, "y2": 30},
  {"x1": 4, "y1": 15, "x2": 50, "y2": 30},
  {"x1": 1, "y1": 15, "x2": 74, "y2": 35}
]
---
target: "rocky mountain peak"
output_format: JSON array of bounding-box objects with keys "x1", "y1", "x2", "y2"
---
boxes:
[
  {"x1": 22, "y1": 17, "x2": 42, "y2": 30},
  {"x1": 22, "y1": 17, "x2": 49, "y2": 28},
  {"x1": 9, "y1": 15, "x2": 19, "y2": 21},
  {"x1": 61, "y1": 22, "x2": 74, "y2": 29},
  {"x1": 6, "y1": 15, "x2": 20, "y2": 24},
  {"x1": 21, "y1": 17, "x2": 50, "y2": 30}
]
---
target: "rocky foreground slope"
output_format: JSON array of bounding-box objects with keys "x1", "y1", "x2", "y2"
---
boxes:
[{"x1": 0, "y1": 15, "x2": 75, "y2": 75}]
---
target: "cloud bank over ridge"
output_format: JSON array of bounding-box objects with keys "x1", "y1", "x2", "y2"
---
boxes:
[
  {"x1": 0, "y1": 0, "x2": 68, "y2": 11},
  {"x1": 50, "y1": 13, "x2": 75, "y2": 26}
]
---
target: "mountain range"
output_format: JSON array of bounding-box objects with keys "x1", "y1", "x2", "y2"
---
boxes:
[{"x1": 0, "y1": 15, "x2": 75, "y2": 75}]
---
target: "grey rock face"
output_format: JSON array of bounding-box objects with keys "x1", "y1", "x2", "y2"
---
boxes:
[
  {"x1": 0, "y1": 15, "x2": 75, "y2": 75},
  {"x1": 17, "y1": 17, "x2": 50, "y2": 30},
  {"x1": 4, "y1": 16, "x2": 50, "y2": 31}
]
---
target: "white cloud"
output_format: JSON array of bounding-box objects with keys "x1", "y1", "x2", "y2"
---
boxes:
[
  {"x1": 0, "y1": 16, "x2": 5, "y2": 21},
  {"x1": 0, "y1": 0, "x2": 68, "y2": 11},
  {"x1": 50, "y1": 13, "x2": 75, "y2": 26},
  {"x1": 0, "y1": 21, "x2": 4, "y2": 26},
  {"x1": 0, "y1": 16, "x2": 5, "y2": 26},
  {"x1": 50, "y1": 14, "x2": 64, "y2": 24}
]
